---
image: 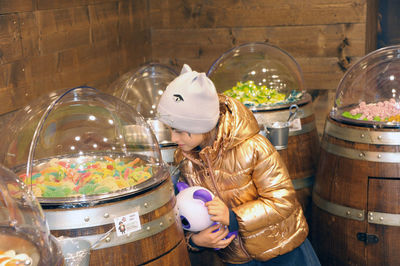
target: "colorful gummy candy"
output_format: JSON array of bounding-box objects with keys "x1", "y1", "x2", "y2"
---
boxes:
[
  {"x1": 0, "y1": 250, "x2": 32, "y2": 266},
  {"x1": 342, "y1": 99, "x2": 400, "y2": 122},
  {"x1": 19, "y1": 156, "x2": 152, "y2": 198},
  {"x1": 223, "y1": 80, "x2": 303, "y2": 107}
]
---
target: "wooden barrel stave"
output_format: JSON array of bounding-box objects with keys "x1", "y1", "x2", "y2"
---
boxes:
[
  {"x1": 278, "y1": 112, "x2": 319, "y2": 219},
  {"x1": 312, "y1": 117, "x2": 400, "y2": 265}
]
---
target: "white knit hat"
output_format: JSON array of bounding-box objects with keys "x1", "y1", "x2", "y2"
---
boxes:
[{"x1": 157, "y1": 64, "x2": 220, "y2": 134}]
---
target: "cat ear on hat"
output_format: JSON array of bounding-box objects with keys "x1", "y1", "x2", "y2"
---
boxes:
[
  {"x1": 180, "y1": 64, "x2": 192, "y2": 75},
  {"x1": 197, "y1": 73, "x2": 213, "y2": 89}
]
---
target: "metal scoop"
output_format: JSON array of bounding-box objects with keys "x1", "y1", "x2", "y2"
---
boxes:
[{"x1": 287, "y1": 104, "x2": 299, "y2": 123}]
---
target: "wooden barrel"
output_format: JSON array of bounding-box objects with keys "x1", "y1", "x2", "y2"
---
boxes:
[
  {"x1": 47, "y1": 179, "x2": 190, "y2": 265},
  {"x1": 312, "y1": 117, "x2": 400, "y2": 266},
  {"x1": 254, "y1": 94, "x2": 320, "y2": 220}
]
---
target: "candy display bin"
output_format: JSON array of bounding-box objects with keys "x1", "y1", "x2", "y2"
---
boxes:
[
  {"x1": 312, "y1": 45, "x2": 400, "y2": 265},
  {"x1": 208, "y1": 42, "x2": 320, "y2": 220},
  {"x1": 0, "y1": 164, "x2": 63, "y2": 265},
  {"x1": 111, "y1": 63, "x2": 179, "y2": 164},
  {"x1": 0, "y1": 86, "x2": 190, "y2": 265}
]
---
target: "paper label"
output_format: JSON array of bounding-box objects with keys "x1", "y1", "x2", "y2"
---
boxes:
[
  {"x1": 289, "y1": 118, "x2": 302, "y2": 132},
  {"x1": 114, "y1": 211, "x2": 141, "y2": 237}
]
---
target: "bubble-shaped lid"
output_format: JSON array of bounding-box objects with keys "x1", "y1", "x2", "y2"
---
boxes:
[
  {"x1": 0, "y1": 87, "x2": 168, "y2": 206},
  {"x1": 331, "y1": 45, "x2": 400, "y2": 128},
  {"x1": 207, "y1": 42, "x2": 306, "y2": 111},
  {"x1": 111, "y1": 63, "x2": 178, "y2": 145},
  {"x1": 0, "y1": 164, "x2": 63, "y2": 265}
]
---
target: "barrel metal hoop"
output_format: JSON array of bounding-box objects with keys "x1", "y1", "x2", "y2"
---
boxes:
[
  {"x1": 289, "y1": 121, "x2": 315, "y2": 136},
  {"x1": 253, "y1": 102, "x2": 314, "y2": 125},
  {"x1": 325, "y1": 119, "x2": 400, "y2": 145},
  {"x1": 46, "y1": 182, "x2": 174, "y2": 230},
  {"x1": 291, "y1": 175, "x2": 314, "y2": 190},
  {"x1": 312, "y1": 192, "x2": 365, "y2": 221},
  {"x1": 368, "y1": 211, "x2": 400, "y2": 226},
  {"x1": 72, "y1": 208, "x2": 179, "y2": 250},
  {"x1": 321, "y1": 139, "x2": 400, "y2": 163}
]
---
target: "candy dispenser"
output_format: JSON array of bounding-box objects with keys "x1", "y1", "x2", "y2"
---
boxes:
[
  {"x1": 0, "y1": 86, "x2": 189, "y2": 265},
  {"x1": 0, "y1": 164, "x2": 63, "y2": 265},
  {"x1": 111, "y1": 63, "x2": 179, "y2": 163}
]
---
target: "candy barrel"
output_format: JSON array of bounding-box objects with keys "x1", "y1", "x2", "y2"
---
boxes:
[
  {"x1": 0, "y1": 87, "x2": 190, "y2": 265},
  {"x1": 208, "y1": 42, "x2": 320, "y2": 220},
  {"x1": 312, "y1": 45, "x2": 400, "y2": 265},
  {"x1": 46, "y1": 178, "x2": 189, "y2": 266},
  {"x1": 312, "y1": 117, "x2": 400, "y2": 265}
]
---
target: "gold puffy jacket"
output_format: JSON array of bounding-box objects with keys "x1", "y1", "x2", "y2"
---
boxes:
[{"x1": 175, "y1": 94, "x2": 308, "y2": 264}]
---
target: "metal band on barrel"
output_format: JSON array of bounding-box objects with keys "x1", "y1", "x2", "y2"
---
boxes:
[
  {"x1": 253, "y1": 102, "x2": 314, "y2": 122},
  {"x1": 321, "y1": 139, "x2": 400, "y2": 163},
  {"x1": 71, "y1": 208, "x2": 179, "y2": 250},
  {"x1": 314, "y1": 192, "x2": 400, "y2": 226},
  {"x1": 45, "y1": 181, "x2": 174, "y2": 230},
  {"x1": 289, "y1": 121, "x2": 315, "y2": 136},
  {"x1": 312, "y1": 192, "x2": 365, "y2": 221},
  {"x1": 325, "y1": 119, "x2": 400, "y2": 145},
  {"x1": 367, "y1": 211, "x2": 400, "y2": 226}
]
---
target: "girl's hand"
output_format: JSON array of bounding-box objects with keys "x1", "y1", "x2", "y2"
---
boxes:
[
  {"x1": 191, "y1": 224, "x2": 235, "y2": 249},
  {"x1": 205, "y1": 197, "x2": 230, "y2": 226}
]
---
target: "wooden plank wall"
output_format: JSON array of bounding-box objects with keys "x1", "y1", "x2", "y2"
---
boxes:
[
  {"x1": 149, "y1": 0, "x2": 379, "y2": 134},
  {"x1": 0, "y1": 0, "x2": 151, "y2": 117}
]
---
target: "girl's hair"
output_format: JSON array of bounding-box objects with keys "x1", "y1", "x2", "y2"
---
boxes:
[{"x1": 199, "y1": 121, "x2": 219, "y2": 149}]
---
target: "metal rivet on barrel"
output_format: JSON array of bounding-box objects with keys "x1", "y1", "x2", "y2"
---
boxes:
[
  {"x1": 358, "y1": 213, "x2": 363, "y2": 218},
  {"x1": 160, "y1": 222, "x2": 164, "y2": 227},
  {"x1": 369, "y1": 216, "x2": 374, "y2": 221},
  {"x1": 104, "y1": 213, "x2": 110, "y2": 218},
  {"x1": 146, "y1": 226, "x2": 151, "y2": 231},
  {"x1": 359, "y1": 153, "x2": 364, "y2": 157},
  {"x1": 379, "y1": 217, "x2": 384, "y2": 221},
  {"x1": 377, "y1": 154, "x2": 382, "y2": 159},
  {"x1": 377, "y1": 135, "x2": 382, "y2": 140},
  {"x1": 360, "y1": 134, "x2": 365, "y2": 138},
  {"x1": 105, "y1": 237, "x2": 111, "y2": 242},
  {"x1": 144, "y1": 202, "x2": 149, "y2": 208},
  {"x1": 369, "y1": 212, "x2": 373, "y2": 216},
  {"x1": 346, "y1": 211, "x2": 351, "y2": 216},
  {"x1": 84, "y1": 216, "x2": 90, "y2": 222}
]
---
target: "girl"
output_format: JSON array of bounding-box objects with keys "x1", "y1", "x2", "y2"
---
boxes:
[{"x1": 157, "y1": 64, "x2": 320, "y2": 265}]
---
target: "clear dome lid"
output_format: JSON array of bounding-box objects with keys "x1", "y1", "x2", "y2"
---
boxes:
[
  {"x1": 0, "y1": 87, "x2": 168, "y2": 206},
  {"x1": 111, "y1": 63, "x2": 178, "y2": 145},
  {"x1": 331, "y1": 45, "x2": 400, "y2": 128},
  {"x1": 207, "y1": 42, "x2": 306, "y2": 111},
  {"x1": 0, "y1": 164, "x2": 63, "y2": 265}
]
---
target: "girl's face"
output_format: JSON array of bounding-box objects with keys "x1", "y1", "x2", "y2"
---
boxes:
[{"x1": 169, "y1": 128, "x2": 205, "y2": 152}]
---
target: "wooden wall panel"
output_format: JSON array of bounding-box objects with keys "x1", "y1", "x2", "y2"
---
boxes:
[
  {"x1": 150, "y1": 0, "x2": 367, "y2": 29},
  {"x1": 0, "y1": 0, "x2": 150, "y2": 115},
  {"x1": 150, "y1": 0, "x2": 371, "y2": 92}
]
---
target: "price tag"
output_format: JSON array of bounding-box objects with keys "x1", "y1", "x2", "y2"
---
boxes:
[{"x1": 114, "y1": 211, "x2": 141, "y2": 237}]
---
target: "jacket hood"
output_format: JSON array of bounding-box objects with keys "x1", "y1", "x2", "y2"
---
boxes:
[{"x1": 206, "y1": 94, "x2": 260, "y2": 157}]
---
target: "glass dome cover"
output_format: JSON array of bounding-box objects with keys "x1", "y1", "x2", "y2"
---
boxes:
[
  {"x1": 331, "y1": 45, "x2": 400, "y2": 128},
  {"x1": 1, "y1": 87, "x2": 168, "y2": 206},
  {"x1": 207, "y1": 42, "x2": 306, "y2": 111},
  {"x1": 0, "y1": 164, "x2": 63, "y2": 265},
  {"x1": 111, "y1": 63, "x2": 178, "y2": 145}
]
